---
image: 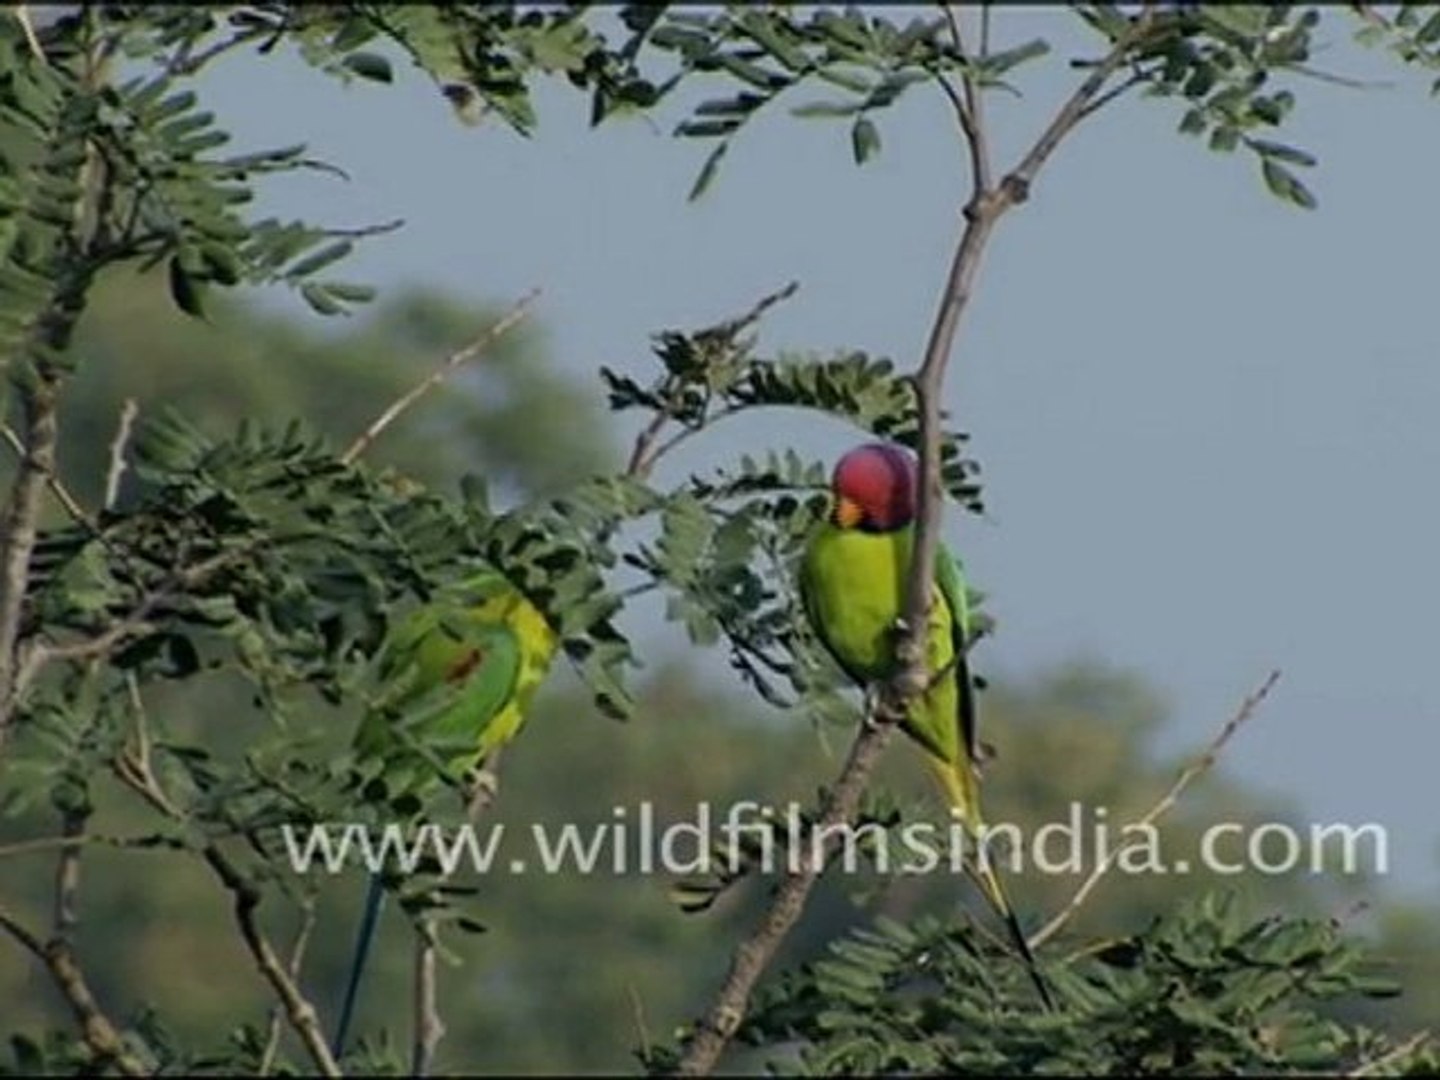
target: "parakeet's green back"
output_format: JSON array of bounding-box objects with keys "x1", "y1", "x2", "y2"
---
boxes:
[{"x1": 353, "y1": 569, "x2": 558, "y2": 802}]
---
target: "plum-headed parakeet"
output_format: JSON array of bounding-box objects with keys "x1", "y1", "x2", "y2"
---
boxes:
[
  {"x1": 800, "y1": 441, "x2": 1052, "y2": 1008},
  {"x1": 332, "y1": 567, "x2": 558, "y2": 1055}
]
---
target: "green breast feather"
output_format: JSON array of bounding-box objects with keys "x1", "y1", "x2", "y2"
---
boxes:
[{"x1": 801, "y1": 521, "x2": 977, "y2": 769}]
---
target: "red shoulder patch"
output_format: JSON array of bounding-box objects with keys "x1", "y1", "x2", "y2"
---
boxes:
[{"x1": 446, "y1": 647, "x2": 484, "y2": 683}]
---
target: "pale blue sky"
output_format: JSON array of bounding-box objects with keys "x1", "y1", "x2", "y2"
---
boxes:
[{"x1": 190, "y1": 8, "x2": 1438, "y2": 900}]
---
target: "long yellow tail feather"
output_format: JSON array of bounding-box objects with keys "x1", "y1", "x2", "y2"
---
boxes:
[{"x1": 924, "y1": 755, "x2": 1056, "y2": 1010}]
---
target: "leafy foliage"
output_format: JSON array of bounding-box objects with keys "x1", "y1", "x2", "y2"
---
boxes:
[
  {"x1": 641, "y1": 893, "x2": 1437, "y2": 1076},
  {"x1": 2, "y1": 3, "x2": 1439, "y2": 1076}
]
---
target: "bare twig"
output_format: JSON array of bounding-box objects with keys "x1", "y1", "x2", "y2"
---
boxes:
[
  {"x1": 938, "y1": 3, "x2": 992, "y2": 195},
  {"x1": 1027, "y1": 669, "x2": 1282, "y2": 950},
  {"x1": 340, "y1": 287, "x2": 541, "y2": 466},
  {"x1": 259, "y1": 895, "x2": 318, "y2": 1077},
  {"x1": 0, "y1": 902, "x2": 149, "y2": 1075},
  {"x1": 103, "y1": 398, "x2": 138, "y2": 511},
  {"x1": 0, "y1": 421, "x2": 88, "y2": 525},
  {"x1": 13, "y1": 5, "x2": 46, "y2": 63},
  {"x1": 1346, "y1": 1030, "x2": 1433, "y2": 1077},
  {"x1": 625, "y1": 281, "x2": 799, "y2": 480},
  {"x1": 1001, "y1": 6, "x2": 1159, "y2": 203},
  {"x1": 401, "y1": 749, "x2": 506, "y2": 1073},
  {"x1": 114, "y1": 680, "x2": 342, "y2": 1077},
  {"x1": 204, "y1": 846, "x2": 342, "y2": 1077},
  {"x1": 412, "y1": 919, "x2": 444, "y2": 1076},
  {"x1": 673, "y1": 13, "x2": 1162, "y2": 1072}
]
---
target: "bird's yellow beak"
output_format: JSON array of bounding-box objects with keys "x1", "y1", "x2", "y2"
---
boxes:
[{"x1": 833, "y1": 495, "x2": 864, "y2": 529}]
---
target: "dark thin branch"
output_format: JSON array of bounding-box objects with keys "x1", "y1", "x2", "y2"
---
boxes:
[
  {"x1": 1002, "y1": 6, "x2": 1159, "y2": 202},
  {"x1": 625, "y1": 281, "x2": 799, "y2": 480},
  {"x1": 673, "y1": 709, "x2": 900, "y2": 1075},
  {"x1": 0, "y1": 421, "x2": 89, "y2": 526}
]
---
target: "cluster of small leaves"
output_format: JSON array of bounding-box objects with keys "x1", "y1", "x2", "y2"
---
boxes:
[
  {"x1": 1077, "y1": 4, "x2": 1325, "y2": 209},
  {"x1": 630, "y1": 5, "x2": 1048, "y2": 198},
  {"x1": 0, "y1": 25, "x2": 105, "y2": 383},
  {"x1": 470, "y1": 470, "x2": 662, "y2": 721},
  {"x1": 0, "y1": 1009, "x2": 341, "y2": 1076},
  {"x1": 1350, "y1": 3, "x2": 1440, "y2": 93},
  {"x1": 0, "y1": 9, "x2": 387, "y2": 397},
  {"x1": 643, "y1": 892, "x2": 1436, "y2": 1075}
]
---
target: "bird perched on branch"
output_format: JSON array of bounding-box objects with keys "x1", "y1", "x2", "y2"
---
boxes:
[
  {"x1": 800, "y1": 440, "x2": 1053, "y2": 1009},
  {"x1": 331, "y1": 567, "x2": 558, "y2": 1057}
]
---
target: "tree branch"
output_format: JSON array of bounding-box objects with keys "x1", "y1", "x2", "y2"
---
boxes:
[
  {"x1": 625, "y1": 281, "x2": 799, "y2": 480},
  {"x1": 1001, "y1": 6, "x2": 1159, "y2": 203},
  {"x1": 0, "y1": 421, "x2": 89, "y2": 526},
  {"x1": 103, "y1": 398, "x2": 138, "y2": 511},
  {"x1": 113, "y1": 679, "x2": 341, "y2": 1077},
  {"x1": 340, "y1": 287, "x2": 541, "y2": 466},
  {"x1": 258, "y1": 894, "x2": 317, "y2": 1076},
  {"x1": 0, "y1": 900, "x2": 149, "y2": 1076},
  {"x1": 1027, "y1": 669, "x2": 1282, "y2": 950},
  {"x1": 672, "y1": 707, "x2": 900, "y2": 1075},
  {"x1": 0, "y1": 377, "x2": 60, "y2": 749}
]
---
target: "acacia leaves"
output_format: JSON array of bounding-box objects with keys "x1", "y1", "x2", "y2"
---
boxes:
[{"x1": 648, "y1": 893, "x2": 1435, "y2": 1076}]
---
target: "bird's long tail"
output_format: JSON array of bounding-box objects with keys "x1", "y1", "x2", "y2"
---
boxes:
[
  {"x1": 332, "y1": 871, "x2": 387, "y2": 1058},
  {"x1": 927, "y1": 756, "x2": 1056, "y2": 1011}
]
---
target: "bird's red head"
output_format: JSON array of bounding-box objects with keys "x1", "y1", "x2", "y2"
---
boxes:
[{"x1": 830, "y1": 442, "x2": 917, "y2": 531}]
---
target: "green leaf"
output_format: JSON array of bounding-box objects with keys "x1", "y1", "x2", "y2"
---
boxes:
[
  {"x1": 688, "y1": 141, "x2": 729, "y2": 202},
  {"x1": 1247, "y1": 138, "x2": 1316, "y2": 167},
  {"x1": 342, "y1": 51, "x2": 394, "y2": 83},
  {"x1": 850, "y1": 116, "x2": 880, "y2": 164},
  {"x1": 286, "y1": 241, "x2": 354, "y2": 280},
  {"x1": 300, "y1": 282, "x2": 346, "y2": 316},
  {"x1": 1260, "y1": 158, "x2": 1317, "y2": 209},
  {"x1": 791, "y1": 100, "x2": 863, "y2": 119},
  {"x1": 167, "y1": 256, "x2": 206, "y2": 319}
]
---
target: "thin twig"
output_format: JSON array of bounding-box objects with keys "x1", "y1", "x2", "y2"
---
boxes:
[
  {"x1": 114, "y1": 680, "x2": 342, "y2": 1077},
  {"x1": 13, "y1": 5, "x2": 45, "y2": 63},
  {"x1": 1, "y1": 421, "x2": 88, "y2": 525},
  {"x1": 1001, "y1": 5, "x2": 1159, "y2": 202},
  {"x1": 412, "y1": 919, "x2": 444, "y2": 1076},
  {"x1": 0, "y1": 901, "x2": 149, "y2": 1075},
  {"x1": 1346, "y1": 1030, "x2": 1433, "y2": 1077},
  {"x1": 672, "y1": 13, "x2": 1162, "y2": 1072},
  {"x1": 103, "y1": 398, "x2": 138, "y2": 511},
  {"x1": 340, "y1": 288, "x2": 541, "y2": 466},
  {"x1": 1027, "y1": 670, "x2": 1282, "y2": 950},
  {"x1": 625, "y1": 281, "x2": 799, "y2": 480},
  {"x1": 939, "y1": 3, "x2": 992, "y2": 195},
  {"x1": 259, "y1": 895, "x2": 318, "y2": 1077}
]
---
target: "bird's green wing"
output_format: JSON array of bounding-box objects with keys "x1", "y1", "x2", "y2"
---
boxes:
[
  {"x1": 353, "y1": 602, "x2": 523, "y2": 802},
  {"x1": 933, "y1": 541, "x2": 978, "y2": 765}
]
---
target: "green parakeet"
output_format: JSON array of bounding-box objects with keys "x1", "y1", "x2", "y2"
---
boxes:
[
  {"x1": 332, "y1": 568, "x2": 558, "y2": 1056},
  {"x1": 800, "y1": 441, "x2": 1052, "y2": 1009}
]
